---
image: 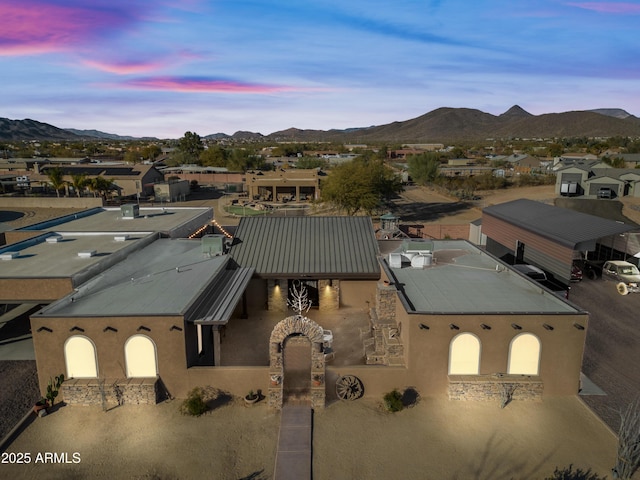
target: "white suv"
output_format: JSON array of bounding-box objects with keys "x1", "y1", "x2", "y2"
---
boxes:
[{"x1": 602, "y1": 260, "x2": 640, "y2": 295}]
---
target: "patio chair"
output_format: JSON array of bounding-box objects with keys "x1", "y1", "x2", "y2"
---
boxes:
[
  {"x1": 323, "y1": 329, "x2": 333, "y2": 347},
  {"x1": 324, "y1": 346, "x2": 335, "y2": 362}
]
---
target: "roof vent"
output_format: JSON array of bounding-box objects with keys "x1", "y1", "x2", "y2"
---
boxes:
[
  {"x1": 411, "y1": 252, "x2": 433, "y2": 268},
  {"x1": 0, "y1": 251, "x2": 19, "y2": 260},
  {"x1": 114, "y1": 234, "x2": 130, "y2": 242},
  {"x1": 388, "y1": 253, "x2": 402, "y2": 268},
  {"x1": 46, "y1": 235, "x2": 63, "y2": 243},
  {"x1": 121, "y1": 204, "x2": 139, "y2": 219},
  {"x1": 78, "y1": 250, "x2": 96, "y2": 258}
]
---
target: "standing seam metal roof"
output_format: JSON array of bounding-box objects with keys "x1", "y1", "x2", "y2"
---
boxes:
[
  {"x1": 483, "y1": 199, "x2": 636, "y2": 249},
  {"x1": 230, "y1": 216, "x2": 380, "y2": 277}
]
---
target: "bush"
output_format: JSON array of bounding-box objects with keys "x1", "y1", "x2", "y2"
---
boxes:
[
  {"x1": 383, "y1": 389, "x2": 404, "y2": 412},
  {"x1": 180, "y1": 387, "x2": 208, "y2": 416}
]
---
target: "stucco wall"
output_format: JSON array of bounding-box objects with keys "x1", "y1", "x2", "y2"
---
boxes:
[
  {"x1": 30, "y1": 315, "x2": 189, "y2": 400},
  {"x1": 399, "y1": 310, "x2": 588, "y2": 396},
  {"x1": 0, "y1": 197, "x2": 103, "y2": 208},
  {"x1": 0, "y1": 278, "x2": 73, "y2": 303},
  {"x1": 337, "y1": 280, "x2": 376, "y2": 309}
]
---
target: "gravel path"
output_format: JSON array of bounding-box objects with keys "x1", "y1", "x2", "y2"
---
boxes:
[{"x1": 0, "y1": 361, "x2": 39, "y2": 441}]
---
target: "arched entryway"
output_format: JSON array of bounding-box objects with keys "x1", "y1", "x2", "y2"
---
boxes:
[
  {"x1": 283, "y1": 335, "x2": 311, "y2": 404},
  {"x1": 269, "y1": 315, "x2": 326, "y2": 409}
]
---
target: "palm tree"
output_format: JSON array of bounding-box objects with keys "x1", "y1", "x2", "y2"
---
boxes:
[
  {"x1": 89, "y1": 176, "x2": 115, "y2": 200},
  {"x1": 70, "y1": 174, "x2": 87, "y2": 197},
  {"x1": 46, "y1": 167, "x2": 66, "y2": 198}
]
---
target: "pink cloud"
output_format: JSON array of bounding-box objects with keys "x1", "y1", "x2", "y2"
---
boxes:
[
  {"x1": 0, "y1": 2, "x2": 140, "y2": 56},
  {"x1": 81, "y1": 59, "x2": 168, "y2": 75},
  {"x1": 118, "y1": 77, "x2": 299, "y2": 93},
  {"x1": 567, "y1": 2, "x2": 640, "y2": 14}
]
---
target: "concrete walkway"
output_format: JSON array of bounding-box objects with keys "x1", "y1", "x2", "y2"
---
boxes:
[{"x1": 274, "y1": 405, "x2": 312, "y2": 480}]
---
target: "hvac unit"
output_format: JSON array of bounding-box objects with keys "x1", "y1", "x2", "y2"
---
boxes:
[{"x1": 121, "y1": 204, "x2": 140, "y2": 219}]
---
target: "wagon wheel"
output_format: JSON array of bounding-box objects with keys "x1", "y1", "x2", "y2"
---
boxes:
[{"x1": 336, "y1": 375, "x2": 364, "y2": 401}]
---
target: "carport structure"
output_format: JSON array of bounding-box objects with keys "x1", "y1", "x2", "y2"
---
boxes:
[{"x1": 482, "y1": 199, "x2": 638, "y2": 284}]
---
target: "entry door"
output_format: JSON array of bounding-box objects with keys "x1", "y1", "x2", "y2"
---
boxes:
[
  {"x1": 516, "y1": 241, "x2": 525, "y2": 263},
  {"x1": 283, "y1": 335, "x2": 311, "y2": 404}
]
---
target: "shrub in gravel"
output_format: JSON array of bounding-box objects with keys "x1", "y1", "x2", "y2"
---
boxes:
[
  {"x1": 383, "y1": 389, "x2": 404, "y2": 413},
  {"x1": 180, "y1": 387, "x2": 208, "y2": 416}
]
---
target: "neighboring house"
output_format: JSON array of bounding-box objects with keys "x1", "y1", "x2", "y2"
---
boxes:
[
  {"x1": 556, "y1": 163, "x2": 640, "y2": 198},
  {"x1": 508, "y1": 154, "x2": 548, "y2": 175},
  {"x1": 245, "y1": 168, "x2": 322, "y2": 201},
  {"x1": 32, "y1": 164, "x2": 164, "y2": 198}
]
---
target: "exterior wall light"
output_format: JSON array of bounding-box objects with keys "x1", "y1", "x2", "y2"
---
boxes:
[
  {"x1": 449, "y1": 324, "x2": 459, "y2": 330},
  {"x1": 511, "y1": 323, "x2": 522, "y2": 330},
  {"x1": 573, "y1": 323, "x2": 585, "y2": 330},
  {"x1": 69, "y1": 326, "x2": 85, "y2": 332},
  {"x1": 103, "y1": 326, "x2": 118, "y2": 333},
  {"x1": 480, "y1": 323, "x2": 491, "y2": 330},
  {"x1": 542, "y1": 323, "x2": 554, "y2": 331},
  {"x1": 419, "y1": 323, "x2": 429, "y2": 330}
]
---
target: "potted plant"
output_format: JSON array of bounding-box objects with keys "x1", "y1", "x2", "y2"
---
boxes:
[
  {"x1": 312, "y1": 373, "x2": 324, "y2": 387},
  {"x1": 244, "y1": 390, "x2": 259, "y2": 405},
  {"x1": 33, "y1": 398, "x2": 49, "y2": 416},
  {"x1": 270, "y1": 374, "x2": 281, "y2": 386}
]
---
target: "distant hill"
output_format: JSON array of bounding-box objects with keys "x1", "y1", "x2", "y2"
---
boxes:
[
  {"x1": 64, "y1": 128, "x2": 158, "y2": 141},
  {"x1": 3, "y1": 105, "x2": 640, "y2": 142},
  {"x1": 0, "y1": 117, "x2": 81, "y2": 141},
  {"x1": 263, "y1": 106, "x2": 640, "y2": 143}
]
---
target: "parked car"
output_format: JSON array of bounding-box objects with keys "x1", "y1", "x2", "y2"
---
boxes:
[
  {"x1": 598, "y1": 187, "x2": 614, "y2": 199},
  {"x1": 512, "y1": 264, "x2": 547, "y2": 282},
  {"x1": 570, "y1": 263, "x2": 583, "y2": 282},
  {"x1": 601, "y1": 260, "x2": 640, "y2": 295}
]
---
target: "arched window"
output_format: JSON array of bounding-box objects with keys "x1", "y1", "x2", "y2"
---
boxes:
[
  {"x1": 125, "y1": 335, "x2": 158, "y2": 378},
  {"x1": 64, "y1": 336, "x2": 98, "y2": 378},
  {"x1": 508, "y1": 333, "x2": 541, "y2": 375},
  {"x1": 449, "y1": 333, "x2": 481, "y2": 375}
]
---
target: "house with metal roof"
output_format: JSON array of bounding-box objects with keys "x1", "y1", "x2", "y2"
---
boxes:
[
  {"x1": 482, "y1": 199, "x2": 636, "y2": 284},
  {"x1": 15, "y1": 212, "x2": 596, "y2": 408},
  {"x1": 230, "y1": 216, "x2": 380, "y2": 311}
]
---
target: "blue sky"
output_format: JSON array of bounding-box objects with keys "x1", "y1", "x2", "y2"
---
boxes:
[{"x1": 1, "y1": 0, "x2": 639, "y2": 138}]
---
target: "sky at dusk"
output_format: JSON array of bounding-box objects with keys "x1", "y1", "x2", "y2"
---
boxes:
[{"x1": 1, "y1": 0, "x2": 639, "y2": 138}]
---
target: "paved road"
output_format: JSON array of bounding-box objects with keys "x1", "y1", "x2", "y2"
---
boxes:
[{"x1": 569, "y1": 276, "x2": 640, "y2": 431}]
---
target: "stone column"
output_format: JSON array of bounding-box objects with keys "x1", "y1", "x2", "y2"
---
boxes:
[
  {"x1": 212, "y1": 327, "x2": 221, "y2": 366},
  {"x1": 318, "y1": 279, "x2": 339, "y2": 311},
  {"x1": 267, "y1": 279, "x2": 288, "y2": 312},
  {"x1": 376, "y1": 281, "x2": 396, "y2": 322}
]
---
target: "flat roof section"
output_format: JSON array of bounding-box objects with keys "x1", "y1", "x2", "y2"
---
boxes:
[
  {"x1": 37, "y1": 239, "x2": 231, "y2": 317},
  {"x1": 385, "y1": 239, "x2": 580, "y2": 314},
  {"x1": 0, "y1": 232, "x2": 154, "y2": 279},
  {"x1": 18, "y1": 207, "x2": 213, "y2": 238}
]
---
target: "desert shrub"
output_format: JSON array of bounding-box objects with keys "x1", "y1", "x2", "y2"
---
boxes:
[
  {"x1": 383, "y1": 389, "x2": 404, "y2": 412},
  {"x1": 180, "y1": 387, "x2": 208, "y2": 416},
  {"x1": 545, "y1": 464, "x2": 606, "y2": 480}
]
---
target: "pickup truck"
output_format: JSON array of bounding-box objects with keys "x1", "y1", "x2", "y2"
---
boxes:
[{"x1": 601, "y1": 260, "x2": 640, "y2": 295}]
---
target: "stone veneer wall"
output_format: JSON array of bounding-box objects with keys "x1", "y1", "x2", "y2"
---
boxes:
[
  {"x1": 267, "y1": 279, "x2": 288, "y2": 312},
  {"x1": 61, "y1": 377, "x2": 158, "y2": 406},
  {"x1": 448, "y1": 374, "x2": 543, "y2": 401},
  {"x1": 375, "y1": 281, "x2": 396, "y2": 322}
]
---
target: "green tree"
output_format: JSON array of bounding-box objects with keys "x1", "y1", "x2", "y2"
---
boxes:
[
  {"x1": 200, "y1": 145, "x2": 228, "y2": 167},
  {"x1": 88, "y1": 176, "x2": 115, "y2": 199},
  {"x1": 296, "y1": 157, "x2": 327, "y2": 169},
  {"x1": 46, "y1": 167, "x2": 66, "y2": 198},
  {"x1": 603, "y1": 156, "x2": 625, "y2": 168},
  {"x1": 70, "y1": 174, "x2": 88, "y2": 197},
  {"x1": 321, "y1": 158, "x2": 402, "y2": 215},
  {"x1": 177, "y1": 131, "x2": 204, "y2": 162},
  {"x1": 407, "y1": 152, "x2": 441, "y2": 185}
]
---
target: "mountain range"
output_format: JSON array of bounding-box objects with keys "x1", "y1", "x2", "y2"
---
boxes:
[{"x1": 1, "y1": 106, "x2": 639, "y2": 143}]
